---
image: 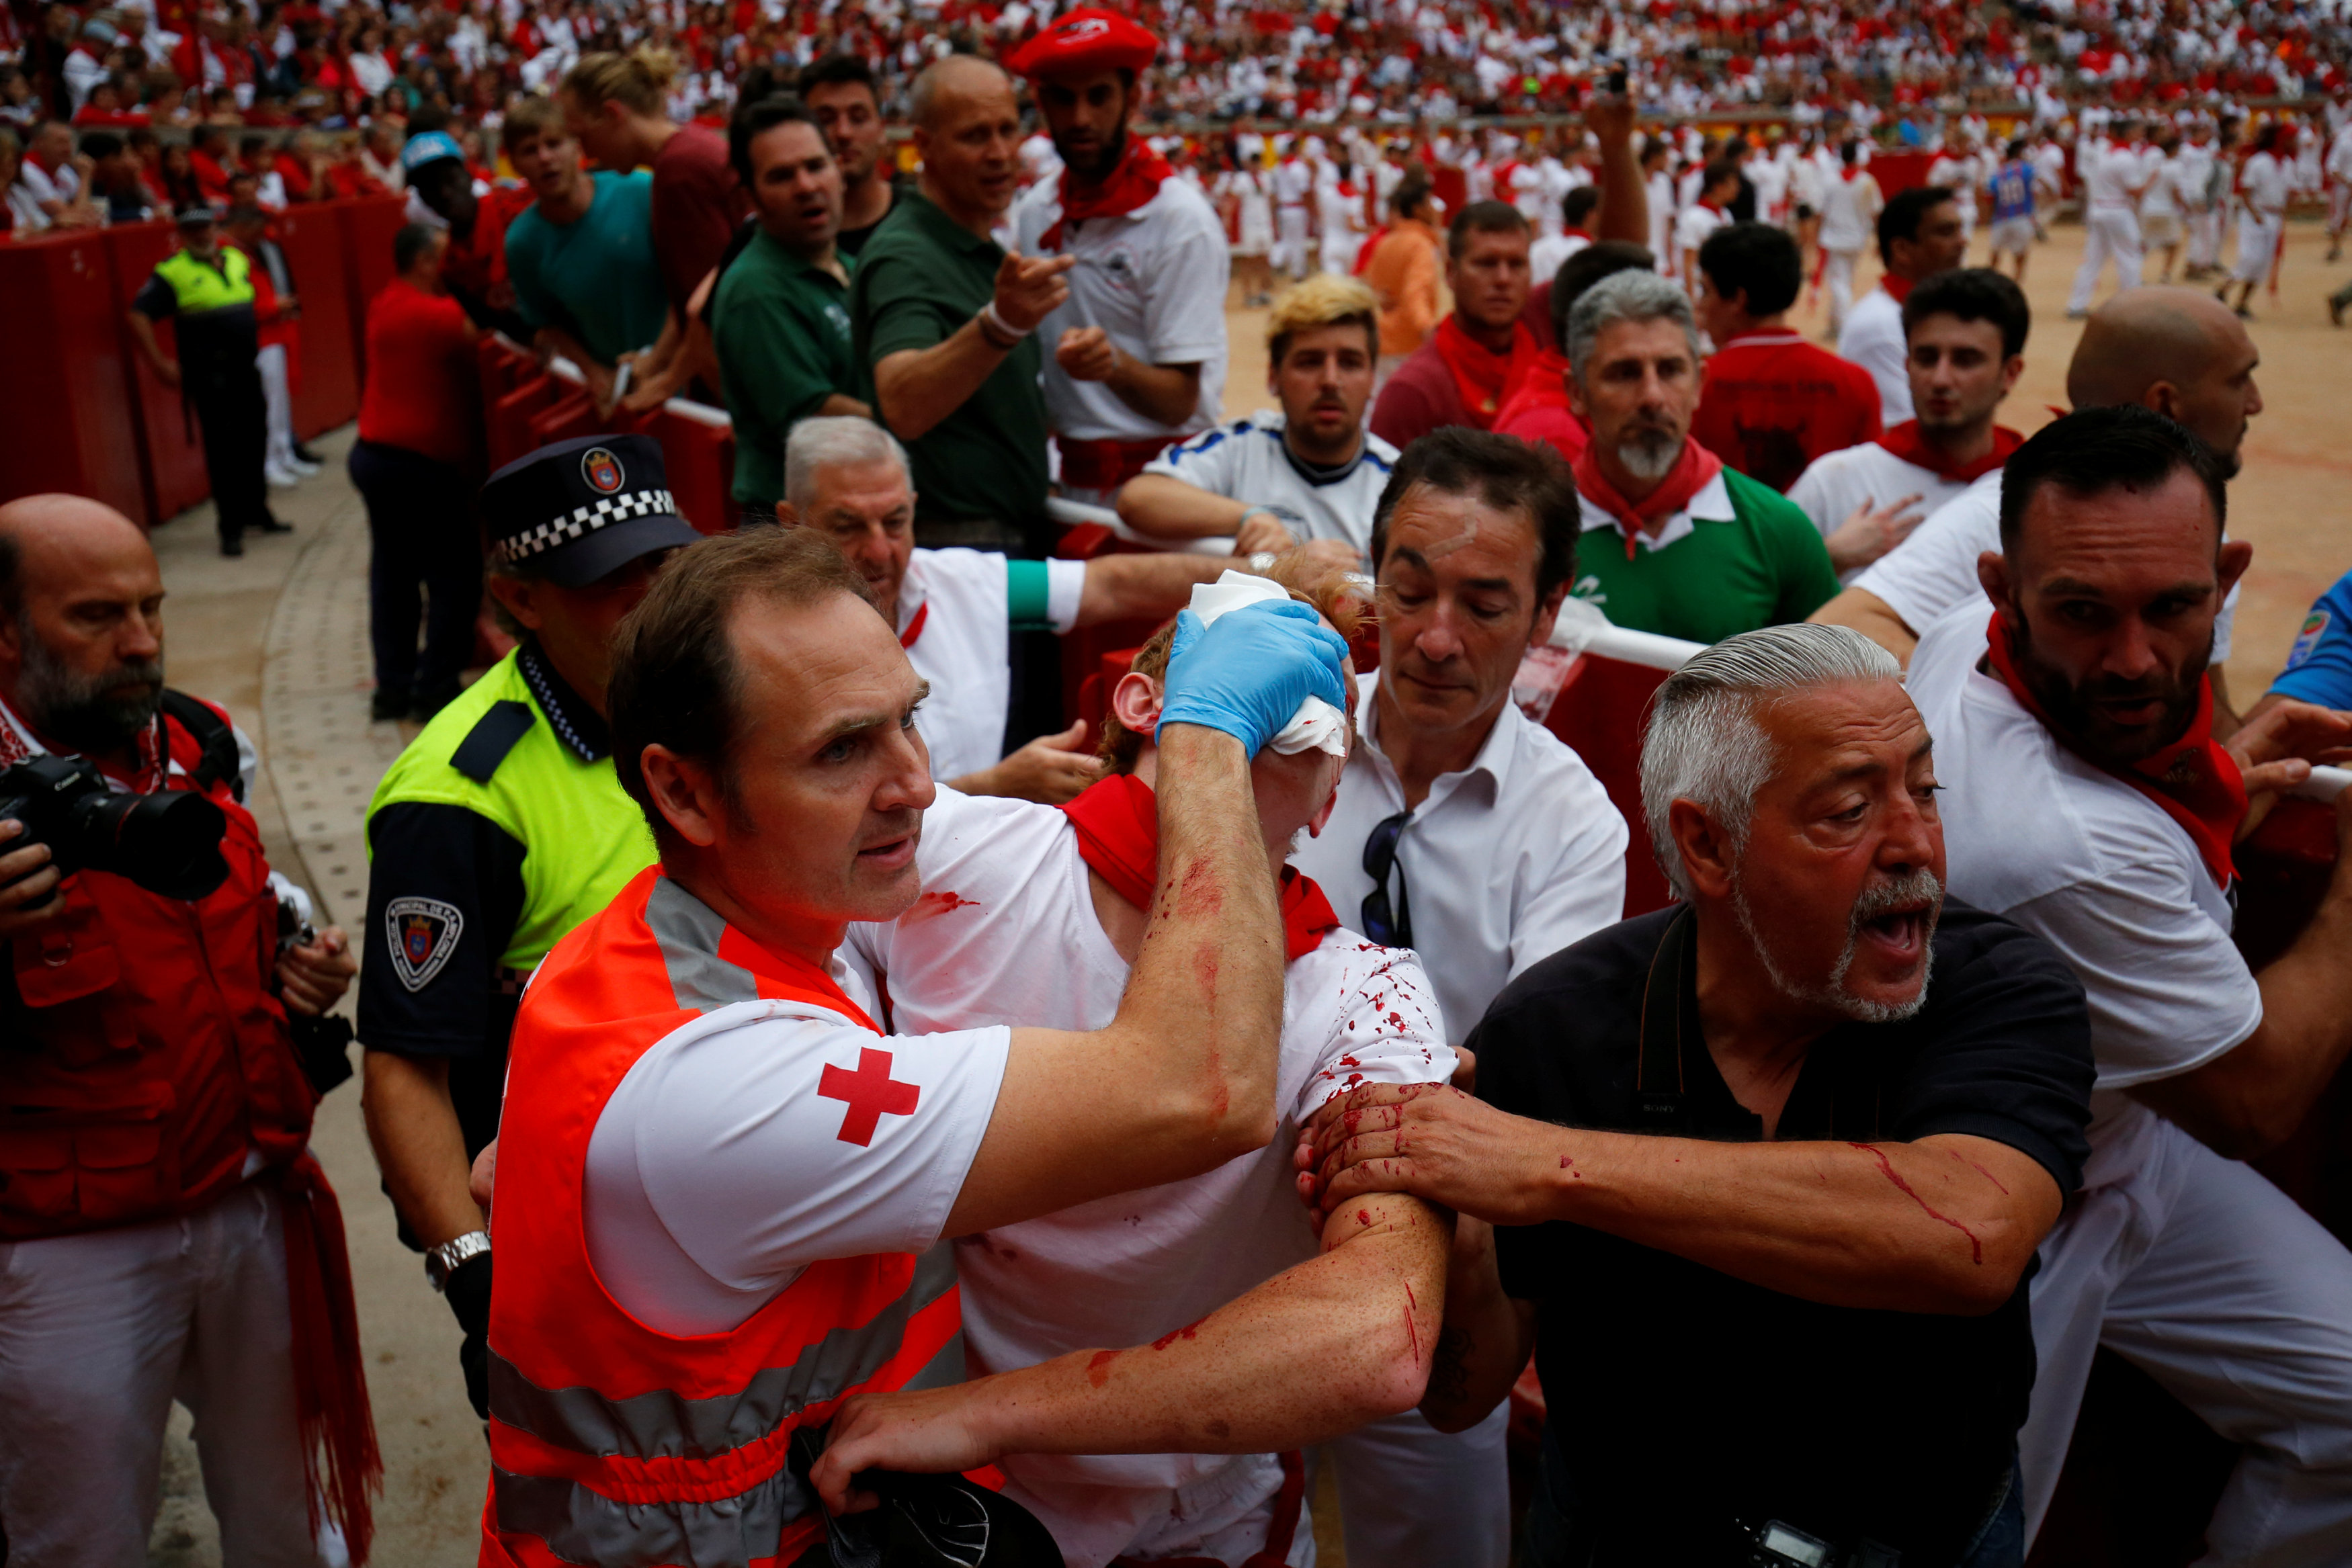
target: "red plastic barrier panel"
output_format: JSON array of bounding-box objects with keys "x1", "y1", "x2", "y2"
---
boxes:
[
  {"x1": 1867, "y1": 150, "x2": 1939, "y2": 198},
  {"x1": 489, "y1": 374, "x2": 560, "y2": 470},
  {"x1": 645, "y1": 405, "x2": 736, "y2": 535},
  {"x1": 102, "y1": 220, "x2": 212, "y2": 524},
  {"x1": 526, "y1": 386, "x2": 606, "y2": 448},
  {"x1": 1433, "y1": 167, "x2": 1468, "y2": 218},
  {"x1": 335, "y1": 195, "x2": 407, "y2": 379},
  {"x1": 0, "y1": 228, "x2": 149, "y2": 526},
  {"x1": 1541, "y1": 650, "x2": 1674, "y2": 919},
  {"x1": 1054, "y1": 525, "x2": 1168, "y2": 724},
  {"x1": 273, "y1": 204, "x2": 358, "y2": 440}
]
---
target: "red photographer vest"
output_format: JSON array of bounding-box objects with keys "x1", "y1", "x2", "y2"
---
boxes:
[
  {"x1": 481, "y1": 867, "x2": 968, "y2": 1568},
  {"x1": 0, "y1": 696, "x2": 314, "y2": 1240}
]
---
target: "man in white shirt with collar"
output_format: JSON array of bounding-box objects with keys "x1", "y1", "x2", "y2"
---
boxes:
[
  {"x1": 1789, "y1": 267, "x2": 2027, "y2": 579},
  {"x1": 1119, "y1": 274, "x2": 1399, "y2": 562},
  {"x1": 1812, "y1": 286, "x2": 2259, "y2": 718},
  {"x1": 1838, "y1": 183, "x2": 1968, "y2": 425},
  {"x1": 1906, "y1": 406, "x2": 2352, "y2": 1563},
  {"x1": 1291, "y1": 425, "x2": 1626, "y2": 1568},
  {"x1": 779, "y1": 417, "x2": 1235, "y2": 802},
  {"x1": 1008, "y1": 9, "x2": 1230, "y2": 504}
]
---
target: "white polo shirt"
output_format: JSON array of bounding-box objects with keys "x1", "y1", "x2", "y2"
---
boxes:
[
  {"x1": 1673, "y1": 202, "x2": 1728, "y2": 269},
  {"x1": 842, "y1": 787, "x2": 1454, "y2": 1567},
  {"x1": 1851, "y1": 472, "x2": 2236, "y2": 660},
  {"x1": 1013, "y1": 174, "x2": 1230, "y2": 444},
  {"x1": 1786, "y1": 439, "x2": 1980, "y2": 583},
  {"x1": 1141, "y1": 410, "x2": 1398, "y2": 558},
  {"x1": 2084, "y1": 144, "x2": 2144, "y2": 212},
  {"x1": 896, "y1": 548, "x2": 1086, "y2": 785},
  {"x1": 1837, "y1": 284, "x2": 1912, "y2": 425},
  {"x1": 1290, "y1": 671, "x2": 1630, "y2": 1045}
]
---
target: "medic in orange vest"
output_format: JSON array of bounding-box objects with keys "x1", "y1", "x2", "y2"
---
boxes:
[{"x1": 480, "y1": 525, "x2": 1351, "y2": 1567}]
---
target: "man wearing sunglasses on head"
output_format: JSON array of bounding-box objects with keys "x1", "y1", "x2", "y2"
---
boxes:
[{"x1": 1288, "y1": 425, "x2": 1630, "y2": 1567}]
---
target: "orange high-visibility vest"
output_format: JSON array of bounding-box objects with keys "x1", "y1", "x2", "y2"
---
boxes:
[{"x1": 480, "y1": 866, "x2": 966, "y2": 1568}]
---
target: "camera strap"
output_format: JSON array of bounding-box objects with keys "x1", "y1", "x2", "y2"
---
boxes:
[
  {"x1": 161, "y1": 690, "x2": 246, "y2": 804},
  {"x1": 1632, "y1": 908, "x2": 1694, "y2": 1133}
]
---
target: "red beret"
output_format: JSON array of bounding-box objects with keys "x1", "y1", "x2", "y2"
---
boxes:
[{"x1": 1006, "y1": 7, "x2": 1161, "y2": 80}]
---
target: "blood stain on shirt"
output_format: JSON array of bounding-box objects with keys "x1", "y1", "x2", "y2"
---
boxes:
[{"x1": 907, "y1": 889, "x2": 982, "y2": 921}]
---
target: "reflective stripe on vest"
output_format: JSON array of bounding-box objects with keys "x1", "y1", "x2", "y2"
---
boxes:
[
  {"x1": 155, "y1": 245, "x2": 255, "y2": 314},
  {"x1": 482, "y1": 867, "x2": 965, "y2": 1568}
]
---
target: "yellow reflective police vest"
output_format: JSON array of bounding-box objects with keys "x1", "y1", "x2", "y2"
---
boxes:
[
  {"x1": 153, "y1": 245, "x2": 256, "y2": 314},
  {"x1": 366, "y1": 649, "x2": 655, "y2": 974}
]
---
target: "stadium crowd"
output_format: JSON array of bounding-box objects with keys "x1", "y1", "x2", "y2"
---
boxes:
[{"x1": 9, "y1": 0, "x2": 2352, "y2": 1566}]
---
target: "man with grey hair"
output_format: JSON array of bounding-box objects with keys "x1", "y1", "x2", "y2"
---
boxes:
[
  {"x1": 1562, "y1": 269, "x2": 1840, "y2": 642},
  {"x1": 1302, "y1": 621, "x2": 2095, "y2": 1566},
  {"x1": 778, "y1": 416, "x2": 1292, "y2": 801}
]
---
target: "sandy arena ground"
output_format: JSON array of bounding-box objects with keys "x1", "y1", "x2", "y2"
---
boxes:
[{"x1": 136, "y1": 216, "x2": 2351, "y2": 1566}]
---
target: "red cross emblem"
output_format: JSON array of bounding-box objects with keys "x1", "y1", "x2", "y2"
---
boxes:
[{"x1": 817, "y1": 1047, "x2": 921, "y2": 1146}]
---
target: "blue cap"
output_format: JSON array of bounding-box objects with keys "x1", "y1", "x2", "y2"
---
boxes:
[{"x1": 400, "y1": 130, "x2": 466, "y2": 175}]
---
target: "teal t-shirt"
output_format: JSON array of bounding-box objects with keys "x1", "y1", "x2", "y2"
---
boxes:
[
  {"x1": 1572, "y1": 466, "x2": 1843, "y2": 644},
  {"x1": 504, "y1": 170, "x2": 669, "y2": 365}
]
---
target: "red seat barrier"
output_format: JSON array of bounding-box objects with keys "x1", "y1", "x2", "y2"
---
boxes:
[
  {"x1": 645, "y1": 406, "x2": 736, "y2": 534},
  {"x1": 1055, "y1": 525, "x2": 1170, "y2": 726},
  {"x1": 102, "y1": 220, "x2": 212, "y2": 525},
  {"x1": 1541, "y1": 650, "x2": 1675, "y2": 918},
  {"x1": 335, "y1": 195, "x2": 407, "y2": 380},
  {"x1": 0, "y1": 228, "x2": 149, "y2": 526},
  {"x1": 488, "y1": 374, "x2": 560, "y2": 471},
  {"x1": 273, "y1": 203, "x2": 358, "y2": 441}
]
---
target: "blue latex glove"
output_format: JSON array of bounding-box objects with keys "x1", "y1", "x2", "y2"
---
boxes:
[{"x1": 1156, "y1": 600, "x2": 1351, "y2": 756}]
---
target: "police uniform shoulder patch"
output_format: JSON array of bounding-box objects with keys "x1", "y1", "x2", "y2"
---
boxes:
[{"x1": 387, "y1": 896, "x2": 464, "y2": 992}]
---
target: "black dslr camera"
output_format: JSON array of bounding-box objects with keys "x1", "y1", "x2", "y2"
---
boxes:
[{"x1": 0, "y1": 754, "x2": 230, "y2": 903}]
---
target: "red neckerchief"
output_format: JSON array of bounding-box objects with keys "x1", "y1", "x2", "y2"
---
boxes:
[
  {"x1": 1042, "y1": 136, "x2": 1174, "y2": 249},
  {"x1": 1982, "y1": 608, "x2": 2244, "y2": 888},
  {"x1": 1562, "y1": 226, "x2": 1594, "y2": 242},
  {"x1": 1058, "y1": 772, "x2": 1339, "y2": 962},
  {"x1": 1431, "y1": 313, "x2": 1544, "y2": 427},
  {"x1": 1571, "y1": 439, "x2": 1724, "y2": 561},
  {"x1": 1875, "y1": 419, "x2": 2023, "y2": 483},
  {"x1": 1880, "y1": 273, "x2": 1917, "y2": 304}
]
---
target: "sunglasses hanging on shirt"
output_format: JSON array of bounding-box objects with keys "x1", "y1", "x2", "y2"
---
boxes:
[{"x1": 1360, "y1": 808, "x2": 1413, "y2": 949}]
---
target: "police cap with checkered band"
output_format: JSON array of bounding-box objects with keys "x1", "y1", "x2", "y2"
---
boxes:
[{"x1": 481, "y1": 433, "x2": 703, "y2": 589}]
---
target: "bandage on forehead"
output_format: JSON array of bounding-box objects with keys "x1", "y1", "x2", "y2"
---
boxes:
[{"x1": 1186, "y1": 571, "x2": 1349, "y2": 758}]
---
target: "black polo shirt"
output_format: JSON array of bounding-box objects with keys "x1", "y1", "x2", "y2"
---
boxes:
[{"x1": 1475, "y1": 900, "x2": 2094, "y2": 1567}]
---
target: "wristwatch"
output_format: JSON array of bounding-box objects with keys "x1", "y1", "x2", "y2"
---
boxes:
[{"x1": 425, "y1": 1229, "x2": 492, "y2": 1293}]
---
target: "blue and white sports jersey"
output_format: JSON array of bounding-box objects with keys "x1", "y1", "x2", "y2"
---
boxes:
[
  {"x1": 2270, "y1": 570, "x2": 2352, "y2": 712},
  {"x1": 1989, "y1": 161, "x2": 2036, "y2": 224},
  {"x1": 1140, "y1": 409, "x2": 1398, "y2": 558}
]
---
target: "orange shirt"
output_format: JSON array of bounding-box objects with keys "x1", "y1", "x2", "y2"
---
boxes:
[{"x1": 1363, "y1": 218, "x2": 1441, "y2": 357}]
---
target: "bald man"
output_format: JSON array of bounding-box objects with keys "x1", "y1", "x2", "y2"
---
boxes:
[
  {"x1": 0, "y1": 495, "x2": 364, "y2": 1563},
  {"x1": 1811, "y1": 287, "x2": 2260, "y2": 719}
]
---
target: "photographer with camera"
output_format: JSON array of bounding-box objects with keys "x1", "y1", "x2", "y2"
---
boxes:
[{"x1": 0, "y1": 494, "x2": 370, "y2": 1566}]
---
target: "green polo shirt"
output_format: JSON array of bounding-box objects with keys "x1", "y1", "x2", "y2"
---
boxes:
[
  {"x1": 849, "y1": 189, "x2": 1048, "y2": 541},
  {"x1": 1572, "y1": 466, "x2": 1842, "y2": 644},
  {"x1": 714, "y1": 229, "x2": 857, "y2": 505}
]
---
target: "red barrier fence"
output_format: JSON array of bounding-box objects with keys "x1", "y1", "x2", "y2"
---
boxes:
[{"x1": 0, "y1": 194, "x2": 403, "y2": 526}]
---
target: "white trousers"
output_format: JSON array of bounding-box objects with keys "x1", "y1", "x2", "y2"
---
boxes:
[
  {"x1": 1273, "y1": 207, "x2": 1311, "y2": 279},
  {"x1": 2020, "y1": 1102, "x2": 2352, "y2": 1567},
  {"x1": 1320, "y1": 229, "x2": 1356, "y2": 276},
  {"x1": 1821, "y1": 248, "x2": 1860, "y2": 335},
  {"x1": 2068, "y1": 209, "x2": 2144, "y2": 312},
  {"x1": 1325, "y1": 1403, "x2": 1511, "y2": 1568},
  {"x1": 258, "y1": 343, "x2": 296, "y2": 470},
  {"x1": 0, "y1": 1180, "x2": 336, "y2": 1568},
  {"x1": 2188, "y1": 207, "x2": 2225, "y2": 269},
  {"x1": 2233, "y1": 214, "x2": 2283, "y2": 286}
]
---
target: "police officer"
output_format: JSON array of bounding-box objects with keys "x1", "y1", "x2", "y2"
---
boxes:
[
  {"x1": 124, "y1": 205, "x2": 286, "y2": 557},
  {"x1": 357, "y1": 434, "x2": 696, "y2": 1417}
]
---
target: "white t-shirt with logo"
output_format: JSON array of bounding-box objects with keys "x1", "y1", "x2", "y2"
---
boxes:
[
  {"x1": 1013, "y1": 175, "x2": 1230, "y2": 443},
  {"x1": 897, "y1": 548, "x2": 1085, "y2": 784},
  {"x1": 1142, "y1": 410, "x2": 1397, "y2": 559},
  {"x1": 1851, "y1": 472, "x2": 2236, "y2": 660},
  {"x1": 843, "y1": 786, "x2": 1454, "y2": 1566}
]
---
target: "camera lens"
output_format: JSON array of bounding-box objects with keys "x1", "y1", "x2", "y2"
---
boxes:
[{"x1": 73, "y1": 787, "x2": 230, "y2": 900}]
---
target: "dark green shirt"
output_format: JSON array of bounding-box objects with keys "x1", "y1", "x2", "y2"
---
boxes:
[
  {"x1": 849, "y1": 189, "x2": 1048, "y2": 544},
  {"x1": 713, "y1": 229, "x2": 857, "y2": 506},
  {"x1": 1572, "y1": 465, "x2": 1843, "y2": 644}
]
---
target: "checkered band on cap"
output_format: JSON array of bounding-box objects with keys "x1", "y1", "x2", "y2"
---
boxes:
[{"x1": 496, "y1": 488, "x2": 681, "y2": 564}]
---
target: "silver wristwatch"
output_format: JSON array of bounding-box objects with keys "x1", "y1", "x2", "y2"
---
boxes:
[{"x1": 425, "y1": 1229, "x2": 491, "y2": 1293}]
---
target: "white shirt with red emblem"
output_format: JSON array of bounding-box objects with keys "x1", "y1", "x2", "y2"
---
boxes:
[
  {"x1": 842, "y1": 786, "x2": 1455, "y2": 1567},
  {"x1": 1012, "y1": 173, "x2": 1232, "y2": 444}
]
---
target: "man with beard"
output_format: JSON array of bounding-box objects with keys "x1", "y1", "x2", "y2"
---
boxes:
[
  {"x1": 1788, "y1": 268, "x2": 2029, "y2": 580},
  {"x1": 1007, "y1": 9, "x2": 1230, "y2": 505},
  {"x1": 1904, "y1": 407, "x2": 2352, "y2": 1561},
  {"x1": 0, "y1": 494, "x2": 367, "y2": 1564},
  {"x1": 1560, "y1": 269, "x2": 1840, "y2": 643},
  {"x1": 1303, "y1": 622, "x2": 2095, "y2": 1567},
  {"x1": 1811, "y1": 288, "x2": 2259, "y2": 720},
  {"x1": 800, "y1": 52, "x2": 902, "y2": 260}
]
